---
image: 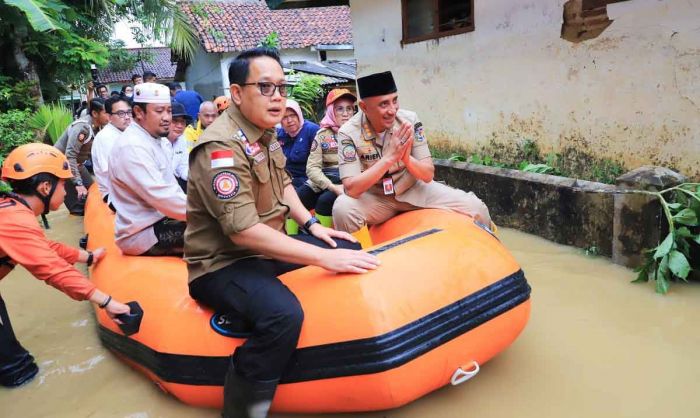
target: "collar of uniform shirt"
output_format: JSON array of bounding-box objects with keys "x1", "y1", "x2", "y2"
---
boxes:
[{"x1": 226, "y1": 104, "x2": 265, "y2": 144}]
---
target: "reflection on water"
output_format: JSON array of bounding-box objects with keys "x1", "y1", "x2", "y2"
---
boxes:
[{"x1": 1, "y1": 209, "x2": 699, "y2": 418}]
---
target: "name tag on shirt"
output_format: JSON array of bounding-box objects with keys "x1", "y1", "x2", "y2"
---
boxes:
[{"x1": 383, "y1": 177, "x2": 395, "y2": 195}]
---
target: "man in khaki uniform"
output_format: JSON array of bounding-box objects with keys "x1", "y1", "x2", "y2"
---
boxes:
[
  {"x1": 184, "y1": 48, "x2": 379, "y2": 418},
  {"x1": 333, "y1": 71, "x2": 491, "y2": 232},
  {"x1": 54, "y1": 98, "x2": 109, "y2": 215}
]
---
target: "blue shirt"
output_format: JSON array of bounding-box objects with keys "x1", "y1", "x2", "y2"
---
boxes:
[
  {"x1": 174, "y1": 90, "x2": 204, "y2": 122},
  {"x1": 276, "y1": 120, "x2": 320, "y2": 180}
]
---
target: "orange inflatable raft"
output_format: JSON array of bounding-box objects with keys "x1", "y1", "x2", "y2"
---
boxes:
[{"x1": 84, "y1": 189, "x2": 531, "y2": 413}]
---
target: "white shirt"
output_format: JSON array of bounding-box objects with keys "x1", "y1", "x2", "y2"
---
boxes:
[
  {"x1": 91, "y1": 123, "x2": 122, "y2": 198},
  {"x1": 108, "y1": 122, "x2": 187, "y2": 255},
  {"x1": 161, "y1": 135, "x2": 189, "y2": 181}
]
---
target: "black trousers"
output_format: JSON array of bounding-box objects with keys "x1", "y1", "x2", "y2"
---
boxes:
[
  {"x1": 64, "y1": 165, "x2": 93, "y2": 215},
  {"x1": 296, "y1": 185, "x2": 338, "y2": 217},
  {"x1": 0, "y1": 293, "x2": 39, "y2": 387},
  {"x1": 143, "y1": 217, "x2": 187, "y2": 256},
  {"x1": 188, "y1": 234, "x2": 361, "y2": 382}
]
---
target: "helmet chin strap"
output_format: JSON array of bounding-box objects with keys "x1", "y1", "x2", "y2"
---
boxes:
[{"x1": 36, "y1": 179, "x2": 58, "y2": 229}]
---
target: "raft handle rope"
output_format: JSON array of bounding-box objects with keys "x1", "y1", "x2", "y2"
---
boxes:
[{"x1": 450, "y1": 361, "x2": 480, "y2": 386}]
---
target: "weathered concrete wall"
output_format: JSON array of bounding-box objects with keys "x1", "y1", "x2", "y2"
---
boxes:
[
  {"x1": 349, "y1": 0, "x2": 700, "y2": 178},
  {"x1": 435, "y1": 160, "x2": 617, "y2": 256}
]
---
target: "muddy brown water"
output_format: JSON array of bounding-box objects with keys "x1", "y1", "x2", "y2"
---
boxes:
[{"x1": 1, "y1": 209, "x2": 699, "y2": 418}]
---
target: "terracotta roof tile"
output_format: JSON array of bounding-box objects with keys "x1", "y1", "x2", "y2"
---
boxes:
[
  {"x1": 96, "y1": 47, "x2": 176, "y2": 84},
  {"x1": 180, "y1": 0, "x2": 352, "y2": 53}
]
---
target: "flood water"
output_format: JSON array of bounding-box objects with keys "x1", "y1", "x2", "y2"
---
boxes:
[{"x1": 1, "y1": 208, "x2": 699, "y2": 418}]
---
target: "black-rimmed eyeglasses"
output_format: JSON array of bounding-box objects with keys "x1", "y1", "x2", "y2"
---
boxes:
[
  {"x1": 111, "y1": 110, "x2": 133, "y2": 118},
  {"x1": 240, "y1": 82, "x2": 292, "y2": 97}
]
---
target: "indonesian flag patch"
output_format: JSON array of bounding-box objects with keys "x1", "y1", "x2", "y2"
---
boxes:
[{"x1": 211, "y1": 150, "x2": 234, "y2": 169}]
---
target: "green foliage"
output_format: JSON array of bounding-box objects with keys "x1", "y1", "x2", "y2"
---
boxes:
[
  {"x1": 259, "y1": 31, "x2": 280, "y2": 49},
  {"x1": 448, "y1": 153, "x2": 467, "y2": 162},
  {"x1": 1, "y1": 0, "x2": 198, "y2": 107},
  {"x1": 4, "y1": 0, "x2": 64, "y2": 32},
  {"x1": 27, "y1": 103, "x2": 72, "y2": 144},
  {"x1": 104, "y1": 40, "x2": 138, "y2": 73},
  {"x1": 520, "y1": 162, "x2": 556, "y2": 174},
  {"x1": 0, "y1": 76, "x2": 37, "y2": 112},
  {"x1": 633, "y1": 183, "x2": 700, "y2": 294},
  {"x1": 0, "y1": 109, "x2": 36, "y2": 160},
  {"x1": 289, "y1": 73, "x2": 324, "y2": 122},
  {"x1": 590, "y1": 159, "x2": 625, "y2": 184}
]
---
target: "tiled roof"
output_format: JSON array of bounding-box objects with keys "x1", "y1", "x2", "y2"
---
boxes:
[
  {"x1": 96, "y1": 47, "x2": 176, "y2": 84},
  {"x1": 180, "y1": 0, "x2": 353, "y2": 53},
  {"x1": 286, "y1": 60, "x2": 356, "y2": 80}
]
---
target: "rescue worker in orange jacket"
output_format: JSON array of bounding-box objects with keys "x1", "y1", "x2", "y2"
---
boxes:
[{"x1": 0, "y1": 143, "x2": 130, "y2": 388}]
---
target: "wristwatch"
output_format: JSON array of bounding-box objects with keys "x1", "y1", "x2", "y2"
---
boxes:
[{"x1": 303, "y1": 216, "x2": 320, "y2": 233}]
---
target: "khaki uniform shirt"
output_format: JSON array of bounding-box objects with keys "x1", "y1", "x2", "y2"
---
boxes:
[
  {"x1": 337, "y1": 109, "x2": 431, "y2": 196},
  {"x1": 54, "y1": 115, "x2": 95, "y2": 186},
  {"x1": 305, "y1": 127, "x2": 340, "y2": 191},
  {"x1": 185, "y1": 105, "x2": 292, "y2": 283}
]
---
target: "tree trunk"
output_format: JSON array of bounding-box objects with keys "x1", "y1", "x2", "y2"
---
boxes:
[{"x1": 11, "y1": 34, "x2": 44, "y2": 107}]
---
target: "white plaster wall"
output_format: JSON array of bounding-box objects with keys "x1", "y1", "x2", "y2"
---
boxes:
[
  {"x1": 185, "y1": 46, "x2": 225, "y2": 100},
  {"x1": 349, "y1": 0, "x2": 700, "y2": 178}
]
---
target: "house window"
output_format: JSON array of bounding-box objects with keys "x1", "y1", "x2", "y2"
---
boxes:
[
  {"x1": 402, "y1": 0, "x2": 475, "y2": 44},
  {"x1": 561, "y1": 0, "x2": 630, "y2": 43}
]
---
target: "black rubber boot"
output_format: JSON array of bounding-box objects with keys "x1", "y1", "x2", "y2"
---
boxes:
[
  {"x1": 222, "y1": 361, "x2": 278, "y2": 418},
  {"x1": 1, "y1": 294, "x2": 39, "y2": 387}
]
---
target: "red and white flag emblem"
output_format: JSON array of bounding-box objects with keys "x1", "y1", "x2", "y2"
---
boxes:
[{"x1": 211, "y1": 150, "x2": 234, "y2": 168}]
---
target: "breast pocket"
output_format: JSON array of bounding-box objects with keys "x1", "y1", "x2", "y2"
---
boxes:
[
  {"x1": 251, "y1": 157, "x2": 274, "y2": 214},
  {"x1": 270, "y1": 151, "x2": 288, "y2": 192}
]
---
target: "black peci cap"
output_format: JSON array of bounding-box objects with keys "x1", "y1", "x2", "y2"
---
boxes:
[{"x1": 357, "y1": 71, "x2": 398, "y2": 99}]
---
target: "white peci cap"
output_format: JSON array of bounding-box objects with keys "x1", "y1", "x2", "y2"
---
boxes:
[{"x1": 132, "y1": 83, "x2": 170, "y2": 104}]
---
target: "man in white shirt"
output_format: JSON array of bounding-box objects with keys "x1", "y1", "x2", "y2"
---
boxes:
[
  {"x1": 108, "y1": 83, "x2": 187, "y2": 256},
  {"x1": 92, "y1": 96, "x2": 132, "y2": 203},
  {"x1": 162, "y1": 101, "x2": 191, "y2": 192}
]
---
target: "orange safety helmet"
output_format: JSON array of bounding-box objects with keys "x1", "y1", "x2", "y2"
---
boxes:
[
  {"x1": 325, "y1": 88, "x2": 357, "y2": 107},
  {"x1": 2, "y1": 143, "x2": 72, "y2": 181},
  {"x1": 214, "y1": 96, "x2": 230, "y2": 113}
]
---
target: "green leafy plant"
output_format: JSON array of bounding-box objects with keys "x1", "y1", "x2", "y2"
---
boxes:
[
  {"x1": 0, "y1": 109, "x2": 35, "y2": 158},
  {"x1": 520, "y1": 162, "x2": 556, "y2": 174},
  {"x1": 634, "y1": 183, "x2": 700, "y2": 294},
  {"x1": 28, "y1": 104, "x2": 72, "y2": 144},
  {"x1": 258, "y1": 31, "x2": 280, "y2": 49},
  {"x1": 448, "y1": 153, "x2": 467, "y2": 162},
  {"x1": 289, "y1": 73, "x2": 324, "y2": 122},
  {"x1": 0, "y1": 77, "x2": 38, "y2": 112}
]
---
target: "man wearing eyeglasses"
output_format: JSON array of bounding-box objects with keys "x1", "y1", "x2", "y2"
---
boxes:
[
  {"x1": 92, "y1": 96, "x2": 132, "y2": 203},
  {"x1": 185, "y1": 47, "x2": 379, "y2": 418},
  {"x1": 332, "y1": 71, "x2": 492, "y2": 233}
]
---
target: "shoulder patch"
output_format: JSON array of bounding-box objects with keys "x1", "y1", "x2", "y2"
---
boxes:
[
  {"x1": 310, "y1": 139, "x2": 318, "y2": 152},
  {"x1": 341, "y1": 142, "x2": 357, "y2": 162},
  {"x1": 212, "y1": 171, "x2": 240, "y2": 200},
  {"x1": 77, "y1": 132, "x2": 87, "y2": 143}
]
